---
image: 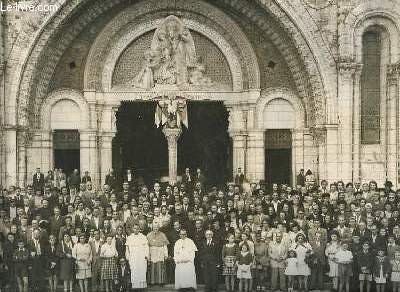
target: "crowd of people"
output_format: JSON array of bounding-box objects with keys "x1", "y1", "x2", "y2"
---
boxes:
[{"x1": 0, "y1": 166, "x2": 399, "y2": 292}]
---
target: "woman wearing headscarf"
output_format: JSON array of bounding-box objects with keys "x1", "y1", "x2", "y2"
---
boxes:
[{"x1": 147, "y1": 223, "x2": 169, "y2": 286}]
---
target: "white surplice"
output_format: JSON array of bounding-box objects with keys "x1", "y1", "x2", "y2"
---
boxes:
[
  {"x1": 125, "y1": 233, "x2": 149, "y2": 289},
  {"x1": 174, "y1": 238, "x2": 198, "y2": 289}
]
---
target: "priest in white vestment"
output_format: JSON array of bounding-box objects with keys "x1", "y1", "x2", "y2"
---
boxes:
[
  {"x1": 174, "y1": 229, "x2": 197, "y2": 290},
  {"x1": 126, "y1": 224, "x2": 150, "y2": 289}
]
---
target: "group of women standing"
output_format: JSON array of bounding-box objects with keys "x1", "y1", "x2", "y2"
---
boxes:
[{"x1": 46, "y1": 233, "x2": 119, "y2": 292}]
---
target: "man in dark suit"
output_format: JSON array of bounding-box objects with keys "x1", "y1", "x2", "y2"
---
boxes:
[
  {"x1": 124, "y1": 168, "x2": 137, "y2": 192},
  {"x1": 49, "y1": 206, "x2": 63, "y2": 238},
  {"x1": 200, "y1": 230, "x2": 221, "y2": 292},
  {"x1": 234, "y1": 167, "x2": 245, "y2": 185},
  {"x1": 195, "y1": 168, "x2": 206, "y2": 187},
  {"x1": 296, "y1": 169, "x2": 305, "y2": 187},
  {"x1": 81, "y1": 171, "x2": 92, "y2": 184},
  {"x1": 68, "y1": 169, "x2": 81, "y2": 190},
  {"x1": 32, "y1": 168, "x2": 45, "y2": 191},
  {"x1": 105, "y1": 169, "x2": 117, "y2": 190},
  {"x1": 29, "y1": 229, "x2": 46, "y2": 292},
  {"x1": 182, "y1": 167, "x2": 193, "y2": 188}
]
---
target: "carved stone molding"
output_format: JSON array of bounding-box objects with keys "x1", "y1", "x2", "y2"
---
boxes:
[
  {"x1": 338, "y1": 61, "x2": 363, "y2": 80},
  {"x1": 387, "y1": 63, "x2": 400, "y2": 83},
  {"x1": 309, "y1": 126, "x2": 326, "y2": 145}
]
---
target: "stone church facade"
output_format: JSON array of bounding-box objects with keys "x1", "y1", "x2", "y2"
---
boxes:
[{"x1": 0, "y1": 0, "x2": 399, "y2": 188}]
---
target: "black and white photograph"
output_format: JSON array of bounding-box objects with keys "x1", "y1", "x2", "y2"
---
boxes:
[{"x1": 0, "y1": 0, "x2": 399, "y2": 291}]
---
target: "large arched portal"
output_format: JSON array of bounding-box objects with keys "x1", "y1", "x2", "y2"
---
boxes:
[{"x1": 4, "y1": 0, "x2": 334, "y2": 187}]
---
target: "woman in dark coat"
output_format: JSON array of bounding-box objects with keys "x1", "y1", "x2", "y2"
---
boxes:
[
  {"x1": 45, "y1": 235, "x2": 59, "y2": 292},
  {"x1": 57, "y1": 233, "x2": 74, "y2": 292}
]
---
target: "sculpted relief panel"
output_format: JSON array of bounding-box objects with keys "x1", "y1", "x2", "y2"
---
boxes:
[{"x1": 112, "y1": 16, "x2": 232, "y2": 91}]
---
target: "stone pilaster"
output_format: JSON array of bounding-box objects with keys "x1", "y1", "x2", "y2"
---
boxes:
[
  {"x1": 337, "y1": 61, "x2": 361, "y2": 182},
  {"x1": 162, "y1": 127, "x2": 182, "y2": 184},
  {"x1": 230, "y1": 132, "x2": 247, "y2": 178},
  {"x1": 80, "y1": 130, "x2": 98, "y2": 183},
  {"x1": 246, "y1": 130, "x2": 264, "y2": 181},
  {"x1": 352, "y1": 64, "x2": 363, "y2": 183},
  {"x1": 99, "y1": 132, "x2": 115, "y2": 185},
  {"x1": 227, "y1": 105, "x2": 248, "y2": 179},
  {"x1": 325, "y1": 125, "x2": 339, "y2": 182},
  {"x1": 386, "y1": 63, "x2": 400, "y2": 187}
]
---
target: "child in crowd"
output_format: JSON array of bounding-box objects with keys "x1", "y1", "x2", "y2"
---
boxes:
[
  {"x1": 284, "y1": 249, "x2": 297, "y2": 292},
  {"x1": 358, "y1": 242, "x2": 373, "y2": 292},
  {"x1": 336, "y1": 241, "x2": 353, "y2": 292},
  {"x1": 13, "y1": 239, "x2": 29, "y2": 292},
  {"x1": 236, "y1": 243, "x2": 253, "y2": 292},
  {"x1": 391, "y1": 250, "x2": 400, "y2": 292},
  {"x1": 325, "y1": 233, "x2": 340, "y2": 291},
  {"x1": 114, "y1": 257, "x2": 131, "y2": 292},
  {"x1": 100, "y1": 235, "x2": 118, "y2": 292},
  {"x1": 222, "y1": 234, "x2": 239, "y2": 292},
  {"x1": 254, "y1": 233, "x2": 269, "y2": 291},
  {"x1": 373, "y1": 248, "x2": 390, "y2": 292}
]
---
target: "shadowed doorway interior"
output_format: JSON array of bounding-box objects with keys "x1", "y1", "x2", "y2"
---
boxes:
[
  {"x1": 265, "y1": 129, "x2": 292, "y2": 186},
  {"x1": 114, "y1": 102, "x2": 168, "y2": 185},
  {"x1": 178, "y1": 101, "x2": 230, "y2": 188},
  {"x1": 53, "y1": 130, "x2": 80, "y2": 177}
]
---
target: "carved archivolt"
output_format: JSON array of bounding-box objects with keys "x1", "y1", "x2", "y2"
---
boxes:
[
  {"x1": 84, "y1": 0, "x2": 259, "y2": 92},
  {"x1": 99, "y1": 17, "x2": 243, "y2": 91}
]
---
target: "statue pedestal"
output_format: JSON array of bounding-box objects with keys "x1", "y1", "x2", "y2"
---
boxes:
[{"x1": 162, "y1": 127, "x2": 182, "y2": 184}]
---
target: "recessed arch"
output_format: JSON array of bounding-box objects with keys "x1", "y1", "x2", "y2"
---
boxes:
[
  {"x1": 340, "y1": 0, "x2": 400, "y2": 62},
  {"x1": 256, "y1": 88, "x2": 305, "y2": 130},
  {"x1": 41, "y1": 88, "x2": 90, "y2": 131}
]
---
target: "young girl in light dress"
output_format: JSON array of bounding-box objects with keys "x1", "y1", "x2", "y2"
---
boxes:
[
  {"x1": 285, "y1": 249, "x2": 297, "y2": 292},
  {"x1": 325, "y1": 233, "x2": 340, "y2": 291},
  {"x1": 236, "y1": 243, "x2": 253, "y2": 292},
  {"x1": 391, "y1": 250, "x2": 400, "y2": 292},
  {"x1": 336, "y1": 241, "x2": 353, "y2": 292}
]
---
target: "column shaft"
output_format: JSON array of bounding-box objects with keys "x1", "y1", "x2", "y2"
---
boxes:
[{"x1": 162, "y1": 128, "x2": 182, "y2": 184}]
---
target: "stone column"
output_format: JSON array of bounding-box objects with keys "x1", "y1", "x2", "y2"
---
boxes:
[
  {"x1": 246, "y1": 130, "x2": 264, "y2": 181},
  {"x1": 162, "y1": 127, "x2": 181, "y2": 184},
  {"x1": 337, "y1": 61, "x2": 359, "y2": 182},
  {"x1": 387, "y1": 63, "x2": 400, "y2": 186}
]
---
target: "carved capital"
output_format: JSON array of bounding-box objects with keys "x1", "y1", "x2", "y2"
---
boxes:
[
  {"x1": 338, "y1": 62, "x2": 363, "y2": 80},
  {"x1": 162, "y1": 128, "x2": 182, "y2": 148},
  {"x1": 309, "y1": 126, "x2": 326, "y2": 145},
  {"x1": 387, "y1": 63, "x2": 400, "y2": 83}
]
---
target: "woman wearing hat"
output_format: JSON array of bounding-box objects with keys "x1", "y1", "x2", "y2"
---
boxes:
[{"x1": 289, "y1": 233, "x2": 313, "y2": 292}]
